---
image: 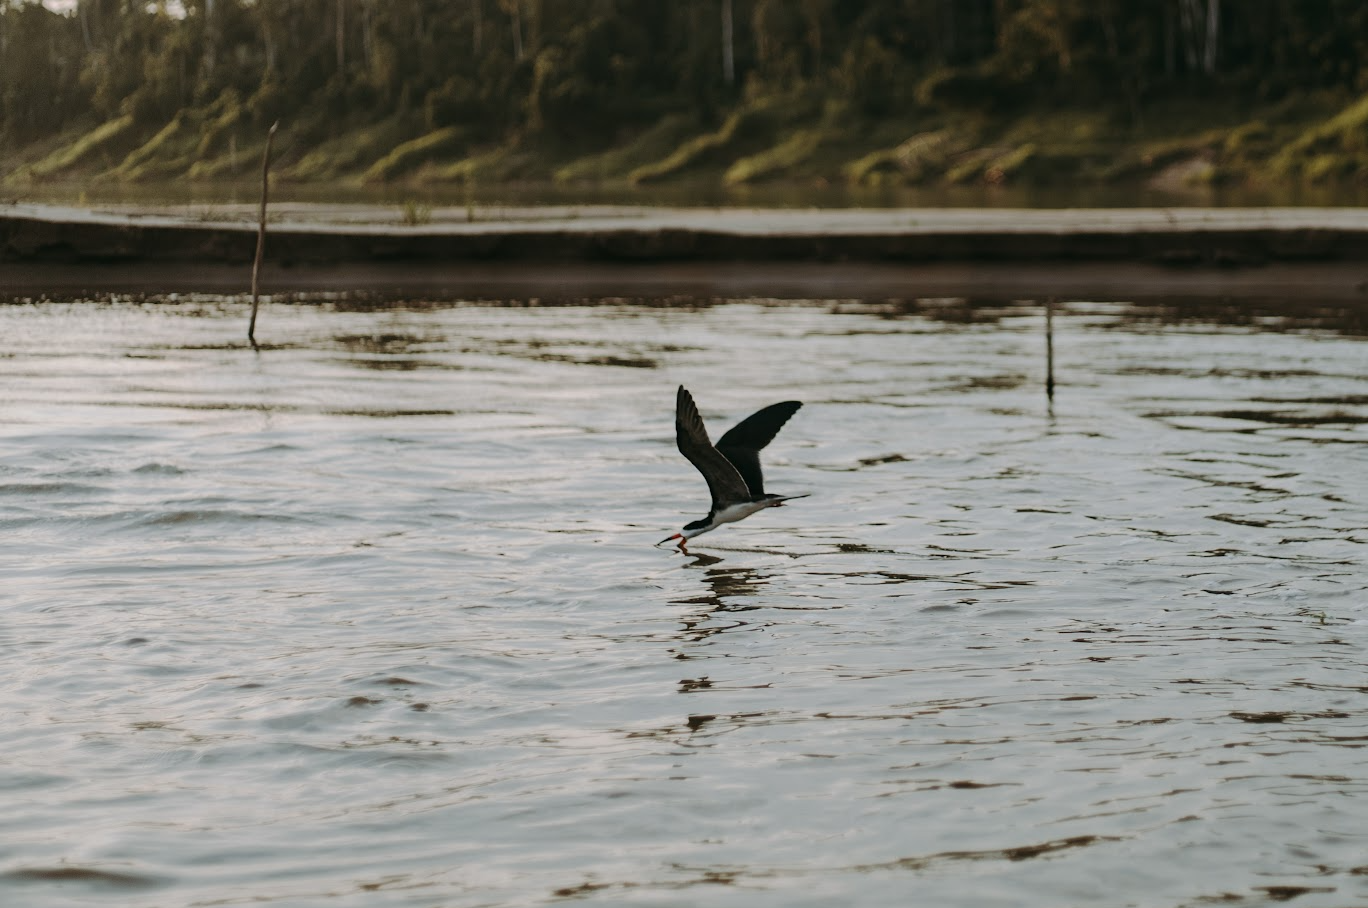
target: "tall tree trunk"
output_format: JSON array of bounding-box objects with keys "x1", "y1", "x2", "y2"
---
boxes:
[
  {"x1": 943, "y1": 2, "x2": 956, "y2": 64},
  {"x1": 203, "y1": 0, "x2": 218, "y2": 83},
  {"x1": 1203, "y1": 0, "x2": 1219, "y2": 74},
  {"x1": 361, "y1": 0, "x2": 373, "y2": 74},
  {"x1": 1163, "y1": 2, "x2": 1175, "y2": 75},
  {"x1": 335, "y1": 0, "x2": 345, "y2": 75},
  {"x1": 1178, "y1": 0, "x2": 1198, "y2": 71},
  {"x1": 721, "y1": 0, "x2": 734, "y2": 85},
  {"x1": 802, "y1": 0, "x2": 824, "y2": 75},
  {"x1": 77, "y1": 0, "x2": 95, "y2": 53},
  {"x1": 1103, "y1": 15, "x2": 1143, "y2": 129},
  {"x1": 504, "y1": 0, "x2": 523, "y2": 61},
  {"x1": 262, "y1": 15, "x2": 275, "y2": 78}
]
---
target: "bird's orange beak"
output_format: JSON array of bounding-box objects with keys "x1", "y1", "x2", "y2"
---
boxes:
[{"x1": 656, "y1": 533, "x2": 683, "y2": 547}]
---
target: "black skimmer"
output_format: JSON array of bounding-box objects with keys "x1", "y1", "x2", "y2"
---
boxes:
[{"x1": 658, "y1": 386, "x2": 805, "y2": 552}]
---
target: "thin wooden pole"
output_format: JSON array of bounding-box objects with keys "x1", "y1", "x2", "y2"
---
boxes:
[
  {"x1": 248, "y1": 121, "x2": 278, "y2": 350},
  {"x1": 1045, "y1": 297, "x2": 1056, "y2": 405}
]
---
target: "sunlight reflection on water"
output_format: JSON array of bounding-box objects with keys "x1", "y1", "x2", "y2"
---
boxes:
[{"x1": 0, "y1": 296, "x2": 1365, "y2": 907}]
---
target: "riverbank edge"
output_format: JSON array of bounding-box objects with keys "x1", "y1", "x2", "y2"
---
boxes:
[
  {"x1": 4, "y1": 260, "x2": 1367, "y2": 304},
  {"x1": 2, "y1": 205, "x2": 1366, "y2": 301}
]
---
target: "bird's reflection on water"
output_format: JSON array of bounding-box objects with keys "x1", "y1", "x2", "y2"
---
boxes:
[{"x1": 672, "y1": 557, "x2": 770, "y2": 644}]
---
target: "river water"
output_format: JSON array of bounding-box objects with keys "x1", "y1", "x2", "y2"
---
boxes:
[{"x1": 2, "y1": 295, "x2": 1366, "y2": 907}]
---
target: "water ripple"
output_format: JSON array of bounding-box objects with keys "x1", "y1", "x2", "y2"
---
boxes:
[{"x1": 0, "y1": 298, "x2": 1365, "y2": 907}]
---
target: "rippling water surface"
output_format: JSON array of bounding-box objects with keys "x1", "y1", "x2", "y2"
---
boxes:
[{"x1": 2, "y1": 296, "x2": 1366, "y2": 907}]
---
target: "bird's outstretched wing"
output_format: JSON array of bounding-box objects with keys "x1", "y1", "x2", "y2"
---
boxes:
[
  {"x1": 676, "y1": 386, "x2": 753, "y2": 510},
  {"x1": 716, "y1": 400, "x2": 802, "y2": 497}
]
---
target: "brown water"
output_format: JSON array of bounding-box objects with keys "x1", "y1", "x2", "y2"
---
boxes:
[{"x1": 1, "y1": 296, "x2": 1366, "y2": 907}]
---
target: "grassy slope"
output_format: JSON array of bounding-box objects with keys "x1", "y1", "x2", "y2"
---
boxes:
[
  {"x1": 283, "y1": 116, "x2": 417, "y2": 182},
  {"x1": 553, "y1": 114, "x2": 701, "y2": 183},
  {"x1": 361, "y1": 127, "x2": 468, "y2": 183},
  {"x1": 7, "y1": 90, "x2": 1368, "y2": 191},
  {"x1": 16, "y1": 116, "x2": 139, "y2": 181}
]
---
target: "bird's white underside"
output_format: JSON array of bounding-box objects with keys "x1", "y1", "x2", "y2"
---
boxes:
[{"x1": 682, "y1": 499, "x2": 781, "y2": 539}]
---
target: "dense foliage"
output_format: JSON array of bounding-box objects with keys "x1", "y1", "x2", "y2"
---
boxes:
[{"x1": 3, "y1": 0, "x2": 1367, "y2": 186}]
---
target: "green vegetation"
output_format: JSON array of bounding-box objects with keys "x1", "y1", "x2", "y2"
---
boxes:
[
  {"x1": 362, "y1": 127, "x2": 467, "y2": 183},
  {"x1": 3, "y1": 1, "x2": 1368, "y2": 195},
  {"x1": 844, "y1": 129, "x2": 976, "y2": 186},
  {"x1": 24, "y1": 116, "x2": 137, "y2": 180},
  {"x1": 399, "y1": 199, "x2": 433, "y2": 225},
  {"x1": 424, "y1": 144, "x2": 541, "y2": 184},
  {"x1": 284, "y1": 117, "x2": 414, "y2": 182},
  {"x1": 554, "y1": 114, "x2": 699, "y2": 183},
  {"x1": 113, "y1": 116, "x2": 196, "y2": 181},
  {"x1": 725, "y1": 127, "x2": 827, "y2": 185},
  {"x1": 1270, "y1": 94, "x2": 1368, "y2": 181}
]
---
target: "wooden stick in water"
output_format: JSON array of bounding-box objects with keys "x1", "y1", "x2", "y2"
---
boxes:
[
  {"x1": 248, "y1": 121, "x2": 279, "y2": 350},
  {"x1": 1045, "y1": 297, "x2": 1056, "y2": 404}
]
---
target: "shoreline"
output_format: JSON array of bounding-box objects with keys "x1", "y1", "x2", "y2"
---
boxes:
[{"x1": 2, "y1": 204, "x2": 1367, "y2": 301}]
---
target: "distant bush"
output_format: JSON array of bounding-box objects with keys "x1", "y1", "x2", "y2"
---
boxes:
[
  {"x1": 844, "y1": 129, "x2": 966, "y2": 185},
  {"x1": 836, "y1": 38, "x2": 903, "y2": 117},
  {"x1": 362, "y1": 127, "x2": 466, "y2": 182},
  {"x1": 1270, "y1": 94, "x2": 1368, "y2": 179},
  {"x1": 554, "y1": 113, "x2": 699, "y2": 183},
  {"x1": 629, "y1": 96, "x2": 801, "y2": 184},
  {"x1": 400, "y1": 199, "x2": 433, "y2": 225},
  {"x1": 27, "y1": 115, "x2": 137, "y2": 178},
  {"x1": 724, "y1": 128, "x2": 825, "y2": 184}
]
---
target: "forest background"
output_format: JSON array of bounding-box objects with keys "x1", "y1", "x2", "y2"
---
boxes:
[{"x1": 3, "y1": 0, "x2": 1367, "y2": 200}]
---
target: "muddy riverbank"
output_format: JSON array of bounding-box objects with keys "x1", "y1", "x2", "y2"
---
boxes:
[{"x1": 2, "y1": 204, "x2": 1367, "y2": 300}]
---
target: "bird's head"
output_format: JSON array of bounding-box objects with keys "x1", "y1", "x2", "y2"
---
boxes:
[{"x1": 657, "y1": 524, "x2": 708, "y2": 547}]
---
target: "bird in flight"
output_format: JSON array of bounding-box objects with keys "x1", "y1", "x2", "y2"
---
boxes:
[{"x1": 658, "y1": 386, "x2": 806, "y2": 552}]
